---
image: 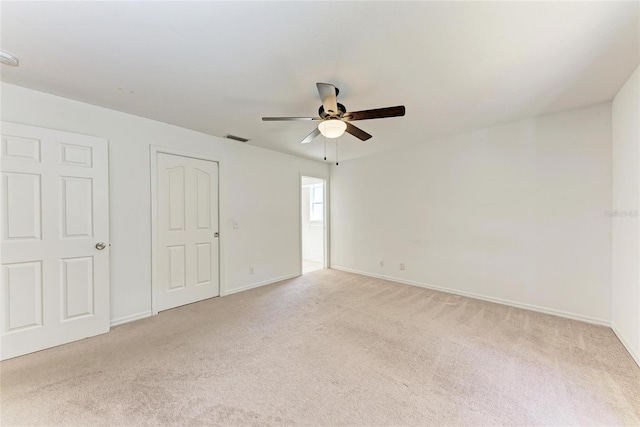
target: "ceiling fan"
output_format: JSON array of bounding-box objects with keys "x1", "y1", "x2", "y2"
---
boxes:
[{"x1": 262, "y1": 82, "x2": 406, "y2": 144}]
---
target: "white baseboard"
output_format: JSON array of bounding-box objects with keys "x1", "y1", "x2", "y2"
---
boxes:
[
  {"x1": 222, "y1": 273, "x2": 300, "y2": 297},
  {"x1": 331, "y1": 266, "x2": 610, "y2": 327},
  {"x1": 612, "y1": 324, "x2": 640, "y2": 368},
  {"x1": 110, "y1": 310, "x2": 152, "y2": 327},
  {"x1": 110, "y1": 274, "x2": 301, "y2": 326}
]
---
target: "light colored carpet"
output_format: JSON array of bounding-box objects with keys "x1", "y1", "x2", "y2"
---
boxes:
[{"x1": 1, "y1": 269, "x2": 639, "y2": 426}]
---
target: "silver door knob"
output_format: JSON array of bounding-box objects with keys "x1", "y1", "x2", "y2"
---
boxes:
[{"x1": 95, "y1": 242, "x2": 106, "y2": 250}]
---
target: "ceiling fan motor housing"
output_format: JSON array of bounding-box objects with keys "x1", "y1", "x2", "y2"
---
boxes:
[{"x1": 319, "y1": 102, "x2": 347, "y2": 119}]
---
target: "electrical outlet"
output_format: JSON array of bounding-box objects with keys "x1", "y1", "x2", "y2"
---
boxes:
[
  {"x1": 400, "y1": 263, "x2": 405, "y2": 270},
  {"x1": 249, "y1": 267, "x2": 254, "y2": 275},
  {"x1": 379, "y1": 260, "x2": 384, "y2": 267}
]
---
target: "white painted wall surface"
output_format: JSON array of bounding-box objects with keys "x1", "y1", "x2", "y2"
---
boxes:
[
  {"x1": 611, "y1": 65, "x2": 640, "y2": 366},
  {"x1": 331, "y1": 103, "x2": 612, "y2": 323},
  {"x1": 1, "y1": 83, "x2": 329, "y2": 325}
]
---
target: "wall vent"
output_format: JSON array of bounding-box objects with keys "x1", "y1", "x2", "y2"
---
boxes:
[{"x1": 224, "y1": 134, "x2": 250, "y2": 143}]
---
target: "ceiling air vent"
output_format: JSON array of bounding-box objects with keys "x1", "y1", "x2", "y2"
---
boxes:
[{"x1": 224, "y1": 134, "x2": 250, "y2": 143}]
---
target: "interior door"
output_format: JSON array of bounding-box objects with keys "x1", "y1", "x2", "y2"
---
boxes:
[
  {"x1": 1, "y1": 122, "x2": 110, "y2": 360},
  {"x1": 157, "y1": 153, "x2": 219, "y2": 311}
]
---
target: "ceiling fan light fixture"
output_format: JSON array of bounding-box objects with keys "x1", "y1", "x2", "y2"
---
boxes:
[{"x1": 318, "y1": 119, "x2": 347, "y2": 138}]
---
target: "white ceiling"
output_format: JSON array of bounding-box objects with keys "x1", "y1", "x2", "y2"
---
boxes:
[{"x1": 1, "y1": 2, "x2": 638, "y2": 162}]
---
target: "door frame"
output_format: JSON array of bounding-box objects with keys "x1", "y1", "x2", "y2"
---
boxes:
[
  {"x1": 150, "y1": 145, "x2": 225, "y2": 315},
  {"x1": 299, "y1": 174, "x2": 329, "y2": 275}
]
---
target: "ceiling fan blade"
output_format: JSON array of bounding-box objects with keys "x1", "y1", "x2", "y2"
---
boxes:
[
  {"x1": 301, "y1": 127, "x2": 321, "y2": 144},
  {"x1": 344, "y1": 106, "x2": 406, "y2": 121},
  {"x1": 345, "y1": 122, "x2": 372, "y2": 141},
  {"x1": 262, "y1": 117, "x2": 322, "y2": 121},
  {"x1": 316, "y1": 83, "x2": 339, "y2": 116}
]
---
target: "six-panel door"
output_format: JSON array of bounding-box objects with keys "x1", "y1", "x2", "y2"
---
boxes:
[
  {"x1": 0, "y1": 122, "x2": 110, "y2": 360},
  {"x1": 157, "y1": 153, "x2": 219, "y2": 311}
]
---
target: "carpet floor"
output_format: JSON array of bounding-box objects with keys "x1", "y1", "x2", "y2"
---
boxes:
[{"x1": 1, "y1": 269, "x2": 639, "y2": 426}]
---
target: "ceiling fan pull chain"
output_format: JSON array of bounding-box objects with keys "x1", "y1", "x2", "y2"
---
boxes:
[
  {"x1": 324, "y1": 135, "x2": 327, "y2": 160},
  {"x1": 336, "y1": 136, "x2": 339, "y2": 166}
]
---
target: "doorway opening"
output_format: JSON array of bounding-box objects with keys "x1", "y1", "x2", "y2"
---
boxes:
[{"x1": 301, "y1": 176, "x2": 326, "y2": 274}]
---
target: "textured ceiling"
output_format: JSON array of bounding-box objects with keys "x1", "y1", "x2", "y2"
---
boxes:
[{"x1": 1, "y1": 1, "x2": 638, "y2": 161}]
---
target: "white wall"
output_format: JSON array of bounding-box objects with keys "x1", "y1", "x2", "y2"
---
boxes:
[
  {"x1": 1, "y1": 83, "x2": 329, "y2": 325},
  {"x1": 331, "y1": 103, "x2": 612, "y2": 323},
  {"x1": 611, "y1": 65, "x2": 640, "y2": 366}
]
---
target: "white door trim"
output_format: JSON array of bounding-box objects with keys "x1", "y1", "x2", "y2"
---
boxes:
[
  {"x1": 150, "y1": 145, "x2": 225, "y2": 315},
  {"x1": 299, "y1": 174, "x2": 329, "y2": 275}
]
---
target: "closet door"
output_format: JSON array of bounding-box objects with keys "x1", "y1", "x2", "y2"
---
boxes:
[{"x1": 156, "y1": 152, "x2": 219, "y2": 311}]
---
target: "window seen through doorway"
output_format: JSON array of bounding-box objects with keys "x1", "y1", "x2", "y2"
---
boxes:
[{"x1": 310, "y1": 184, "x2": 323, "y2": 223}]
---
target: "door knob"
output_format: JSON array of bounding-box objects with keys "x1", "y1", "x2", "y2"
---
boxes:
[{"x1": 95, "y1": 242, "x2": 106, "y2": 250}]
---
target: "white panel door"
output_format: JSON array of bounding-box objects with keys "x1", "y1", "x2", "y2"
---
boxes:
[
  {"x1": 157, "y1": 153, "x2": 219, "y2": 311},
  {"x1": 0, "y1": 122, "x2": 109, "y2": 360}
]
